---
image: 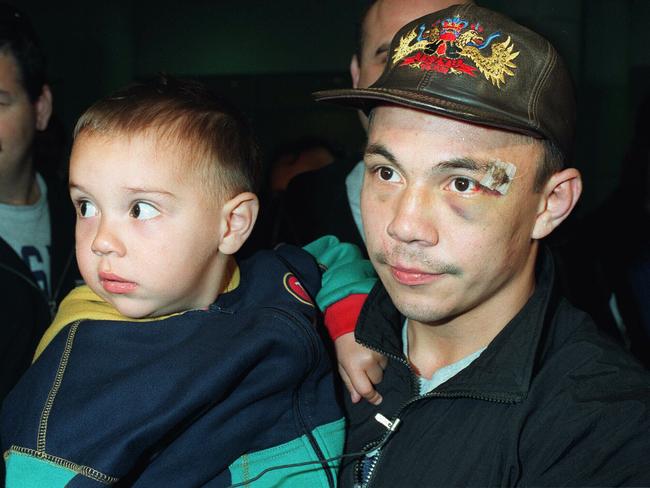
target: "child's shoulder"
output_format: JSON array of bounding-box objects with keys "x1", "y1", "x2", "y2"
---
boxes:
[{"x1": 222, "y1": 244, "x2": 322, "y2": 313}]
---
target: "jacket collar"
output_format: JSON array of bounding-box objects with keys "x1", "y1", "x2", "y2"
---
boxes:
[{"x1": 356, "y1": 247, "x2": 558, "y2": 402}]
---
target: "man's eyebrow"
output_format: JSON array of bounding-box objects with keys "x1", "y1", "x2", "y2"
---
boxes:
[
  {"x1": 364, "y1": 149, "x2": 490, "y2": 174},
  {"x1": 432, "y1": 157, "x2": 491, "y2": 174},
  {"x1": 365, "y1": 143, "x2": 397, "y2": 164},
  {"x1": 375, "y1": 42, "x2": 390, "y2": 57}
]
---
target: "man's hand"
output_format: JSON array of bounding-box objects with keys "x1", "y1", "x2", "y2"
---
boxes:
[{"x1": 334, "y1": 332, "x2": 388, "y2": 405}]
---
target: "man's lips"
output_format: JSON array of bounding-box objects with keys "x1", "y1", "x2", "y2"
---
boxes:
[
  {"x1": 389, "y1": 265, "x2": 445, "y2": 286},
  {"x1": 98, "y1": 272, "x2": 137, "y2": 294}
]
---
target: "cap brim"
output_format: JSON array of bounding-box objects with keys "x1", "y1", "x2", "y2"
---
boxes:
[{"x1": 313, "y1": 87, "x2": 544, "y2": 141}]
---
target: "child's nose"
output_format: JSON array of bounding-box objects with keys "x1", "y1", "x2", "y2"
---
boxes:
[{"x1": 91, "y1": 219, "x2": 126, "y2": 257}]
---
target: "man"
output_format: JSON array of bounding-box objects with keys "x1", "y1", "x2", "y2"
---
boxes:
[
  {"x1": 315, "y1": 3, "x2": 650, "y2": 486},
  {"x1": 282, "y1": 0, "x2": 471, "y2": 250},
  {"x1": 0, "y1": 3, "x2": 78, "y2": 401}
]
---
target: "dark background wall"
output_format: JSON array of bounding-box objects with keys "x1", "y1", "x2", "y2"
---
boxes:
[{"x1": 19, "y1": 0, "x2": 650, "y2": 216}]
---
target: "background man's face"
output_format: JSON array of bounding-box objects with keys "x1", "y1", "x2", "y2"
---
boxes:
[
  {"x1": 352, "y1": 0, "x2": 471, "y2": 129},
  {"x1": 0, "y1": 52, "x2": 38, "y2": 178},
  {"x1": 361, "y1": 106, "x2": 544, "y2": 327}
]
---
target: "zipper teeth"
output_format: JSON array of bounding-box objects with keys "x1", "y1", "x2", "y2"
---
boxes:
[
  {"x1": 9, "y1": 445, "x2": 118, "y2": 484},
  {"x1": 37, "y1": 321, "x2": 81, "y2": 452},
  {"x1": 356, "y1": 340, "x2": 520, "y2": 487},
  {"x1": 0, "y1": 261, "x2": 59, "y2": 320},
  {"x1": 51, "y1": 251, "x2": 75, "y2": 304}
]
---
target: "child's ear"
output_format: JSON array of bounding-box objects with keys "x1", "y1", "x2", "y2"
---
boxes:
[
  {"x1": 532, "y1": 168, "x2": 582, "y2": 239},
  {"x1": 218, "y1": 192, "x2": 259, "y2": 255}
]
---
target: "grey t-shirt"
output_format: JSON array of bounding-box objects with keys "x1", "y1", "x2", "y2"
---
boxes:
[
  {"x1": 0, "y1": 173, "x2": 52, "y2": 295},
  {"x1": 402, "y1": 319, "x2": 485, "y2": 394}
]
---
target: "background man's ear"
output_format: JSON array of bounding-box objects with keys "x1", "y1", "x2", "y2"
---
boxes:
[
  {"x1": 532, "y1": 168, "x2": 582, "y2": 239},
  {"x1": 350, "y1": 54, "x2": 361, "y2": 89},
  {"x1": 35, "y1": 84, "x2": 53, "y2": 131},
  {"x1": 218, "y1": 192, "x2": 259, "y2": 255}
]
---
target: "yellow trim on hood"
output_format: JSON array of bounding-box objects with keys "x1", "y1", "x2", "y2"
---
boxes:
[{"x1": 33, "y1": 264, "x2": 240, "y2": 362}]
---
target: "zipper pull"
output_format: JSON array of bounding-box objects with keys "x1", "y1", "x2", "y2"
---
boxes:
[{"x1": 374, "y1": 413, "x2": 401, "y2": 432}]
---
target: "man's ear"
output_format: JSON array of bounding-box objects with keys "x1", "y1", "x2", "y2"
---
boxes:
[
  {"x1": 532, "y1": 168, "x2": 582, "y2": 239},
  {"x1": 218, "y1": 192, "x2": 259, "y2": 255},
  {"x1": 34, "y1": 84, "x2": 53, "y2": 131},
  {"x1": 350, "y1": 54, "x2": 361, "y2": 89}
]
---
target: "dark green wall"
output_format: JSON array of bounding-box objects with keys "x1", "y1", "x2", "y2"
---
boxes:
[{"x1": 18, "y1": 0, "x2": 650, "y2": 214}]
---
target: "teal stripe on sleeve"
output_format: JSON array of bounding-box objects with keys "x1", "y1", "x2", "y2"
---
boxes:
[
  {"x1": 229, "y1": 418, "x2": 345, "y2": 487},
  {"x1": 4, "y1": 449, "x2": 77, "y2": 488}
]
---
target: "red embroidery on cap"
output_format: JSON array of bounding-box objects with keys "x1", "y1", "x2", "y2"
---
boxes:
[{"x1": 392, "y1": 17, "x2": 519, "y2": 88}]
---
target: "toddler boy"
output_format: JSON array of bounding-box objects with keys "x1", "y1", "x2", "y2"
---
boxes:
[{"x1": 1, "y1": 76, "x2": 371, "y2": 487}]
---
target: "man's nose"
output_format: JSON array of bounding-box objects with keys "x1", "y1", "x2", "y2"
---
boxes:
[
  {"x1": 91, "y1": 218, "x2": 126, "y2": 257},
  {"x1": 387, "y1": 186, "x2": 439, "y2": 246}
]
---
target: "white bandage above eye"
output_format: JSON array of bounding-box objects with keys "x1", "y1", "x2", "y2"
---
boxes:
[{"x1": 480, "y1": 160, "x2": 517, "y2": 195}]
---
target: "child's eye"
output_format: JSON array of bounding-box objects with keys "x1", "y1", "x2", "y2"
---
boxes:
[
  {"x1": 130, "y1": 202, "x2": 160, "y2": 220},
  {"x1": 78, "y1": 200, "x2": 98, "y2": 218},
  {"x1": 376, "y1": 166, "x2": 401, "y2": 183},
  {"x1": 448, "y1": 177, "x2": 479, "y2": 194}
]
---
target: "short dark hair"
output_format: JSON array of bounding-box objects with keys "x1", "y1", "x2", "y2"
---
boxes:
[
  {"x1": 74, "y1": 75, "x2": 260, "y2": 198},
  {"x1": 0, "y1": 3, "x2": 47, "y2": 101},
  {"x1": 355, "y1": 1, "x2": 378, "y2": 63},
  {"x1": 536, "y1": 138, "x2": 564, "y2": 192}
]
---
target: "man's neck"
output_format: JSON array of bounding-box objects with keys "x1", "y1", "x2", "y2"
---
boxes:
[
  {"x1": 0, "y1": 163, "x2": 40, "y2": 205},
  {"x1": 407, "y1": 247, "x2": 538, "y2": 379}
]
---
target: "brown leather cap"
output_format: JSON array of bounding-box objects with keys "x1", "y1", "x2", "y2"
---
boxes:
[{"x1": 314, "y1": 3, "x2": 575, "y2": 158}]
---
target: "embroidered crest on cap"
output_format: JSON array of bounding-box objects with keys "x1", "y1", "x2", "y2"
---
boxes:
[
  {"x1": 283, "y1": 273, "x2": 314, "y2": 306},
  {"x1": 391, "y1": 17, "x2": 519, "y2": 88}
]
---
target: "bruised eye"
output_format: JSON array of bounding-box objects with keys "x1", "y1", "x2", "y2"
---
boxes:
[
  {"x1": 78, "y1": 200, "x2": 98, "y2": 218},
  {"x1": 449, "y1": 177, "x2": 479, "y2": 194},
  {"x1": 130, "y1": 202, "x2": 160, "y2": 220},
  {"x1": 377, "y1": 166, "x2": 401, "y2": 183}
]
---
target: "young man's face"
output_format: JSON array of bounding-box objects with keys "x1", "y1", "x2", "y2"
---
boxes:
[
  {"x1": 362, "y1": 106, "x2": 545, "y2": 328},
  {"x1": 0, "y1": 52, "x2": 38, "y2": 182},
  {"x1": 69, "y1": 132, "x2": 227, "y2": 318}
]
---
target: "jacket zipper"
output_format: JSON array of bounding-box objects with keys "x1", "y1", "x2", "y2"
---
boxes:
[
  {"x1": 0, "y1": 261, "x2": 48, "y2": 301},
  {"x1": 50, "y1": 251, "x2": 76, "y2": 315},
  {"x1": 0, "y1": 252, "x2": 74, "y2": 319},
  {"x1": 356, "y1": 340, "x2": 520, "y2": 487}
]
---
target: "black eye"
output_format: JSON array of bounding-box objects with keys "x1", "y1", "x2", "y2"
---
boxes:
[
  {"x1": 80, "y1": 201, "x2": 89, "y2": 215},
  {"x1": 130, "y1": 203, "x2": 141, "y2": 218}
]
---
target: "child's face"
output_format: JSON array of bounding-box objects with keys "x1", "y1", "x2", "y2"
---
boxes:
[{"x1": 69, "y1": 132, "x2": 228, "y2": 318}]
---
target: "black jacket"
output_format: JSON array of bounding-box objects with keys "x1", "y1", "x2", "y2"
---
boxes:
[
  {"x1": 0, "y1": 174, "x2": 78, "y2": 401},
  {"x1": 281, "y1": 158, "x2": 366, "y2": 251},
  {"x1": 340, "y1": 249, "x2": 650, "y2": 487}
]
